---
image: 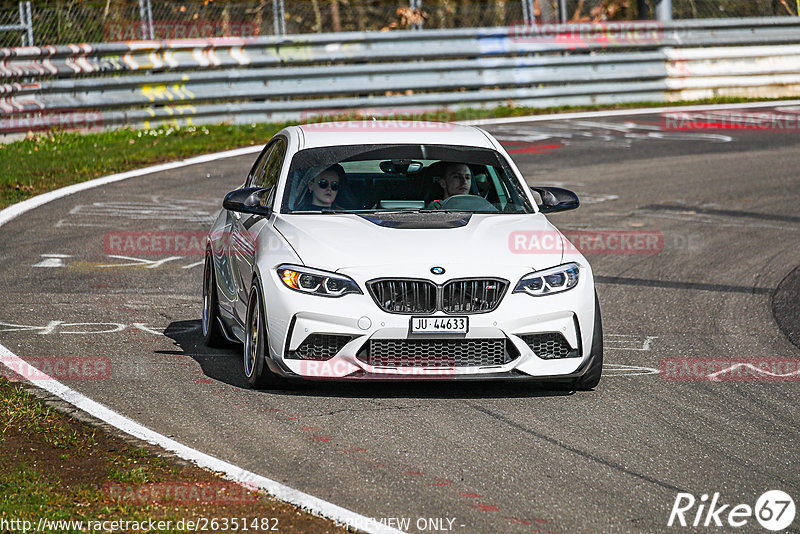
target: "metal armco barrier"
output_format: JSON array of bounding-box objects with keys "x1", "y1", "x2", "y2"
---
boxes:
[{"x1": 1, "y1": 17, "x2": 799, "y2": 133}]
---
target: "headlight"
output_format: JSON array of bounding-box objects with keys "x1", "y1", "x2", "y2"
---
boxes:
[
  {"x1": 277, "y1": 264, "x2": 362, "y2": 297},
  {"x1": 514, "y1": 263, "x2": 580, "y2": 296}
]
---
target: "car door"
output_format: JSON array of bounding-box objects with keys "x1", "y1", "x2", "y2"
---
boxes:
[
  {"x1": 230, "y1": 136, "x2": 287, "y2": 322},
  {"x1": 220, "y1": 141, "x2": 273, "y2": 325}
]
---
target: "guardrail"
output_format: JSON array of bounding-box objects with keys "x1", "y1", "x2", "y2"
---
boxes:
[{"x1": 1, "y1": 17, "x2": 799, "y2": 134}]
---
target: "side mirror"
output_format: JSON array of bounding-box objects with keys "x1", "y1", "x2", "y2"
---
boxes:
[
  {"x1": 223, "y1": 187, "x2": 273, "y2": 217},
  {"x1": 531, "y1": 186, "x2": 580, "y2": 214}
]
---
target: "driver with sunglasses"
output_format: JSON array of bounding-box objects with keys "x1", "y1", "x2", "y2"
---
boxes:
[{"x1": 299, "y1": 164, "x2": 345, "y2": 210}]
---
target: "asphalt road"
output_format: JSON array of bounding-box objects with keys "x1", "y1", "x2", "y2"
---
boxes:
[{"x1": 2, "y1": 104, "x2": 799, "y2": 533}]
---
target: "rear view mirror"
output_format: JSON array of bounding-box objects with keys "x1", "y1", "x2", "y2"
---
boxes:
[
  {"x1": 380, "y1": 160, "x2": 423, "y2": 174},
  {"x1": 531, "y1": 186, "x2": 580, "y2": 214}
]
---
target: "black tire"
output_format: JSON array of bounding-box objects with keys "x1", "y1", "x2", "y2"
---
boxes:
[
  {"x1": 243, "y1": 283, "x2": 285, "y2": 389},
  {"x1": 572, "y1": 295, "x2": 603, "y2": 391},
  {"x1": 202, "y1": 252, "x2": 229, "y2": 348}
]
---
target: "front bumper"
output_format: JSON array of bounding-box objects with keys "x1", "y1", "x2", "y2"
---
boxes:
[{"x1": 261, "y1": 265, "x2": 596, "y2": 381}]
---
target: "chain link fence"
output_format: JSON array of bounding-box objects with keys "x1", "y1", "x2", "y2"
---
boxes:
[
  {"x1": 672, "y1": 0, "x2": 798, "y2": 18},
  {"x1": 1, "y1": 0, "x2": 798, "y2": 48}
]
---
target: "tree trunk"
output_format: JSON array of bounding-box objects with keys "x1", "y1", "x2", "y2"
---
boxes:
[
  {"x1": 494, "y1": 0, "x2": 507, "y2": 26},
  {"x1": 330, "y1": 0, "x2": 341, "y2": 32},
  {"x1": 355, "y1": 0, "x2": 367, "y2": 31},
  {"x1": 311, "y1": 0, "x2": 323, "y2": 32}
]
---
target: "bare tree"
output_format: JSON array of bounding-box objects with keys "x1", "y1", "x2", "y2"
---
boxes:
[{"x1": 330, "y1": 0, "x2": 341, "y2": 32}]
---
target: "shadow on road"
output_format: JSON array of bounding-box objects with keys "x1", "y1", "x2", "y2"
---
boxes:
[{"x1": 162, "y1": 319, "x2": 578, "y2": 400}]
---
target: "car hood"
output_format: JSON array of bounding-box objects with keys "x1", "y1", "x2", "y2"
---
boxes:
[{"x1": 273, "y1": 213, "x2": 564, "y2": 271}]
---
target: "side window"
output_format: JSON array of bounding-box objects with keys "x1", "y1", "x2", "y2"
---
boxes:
[
  {"x1": 246, "y1": 144, "x2": 273, "y2": 188},
  {"x1": 259, "y1": 138, "x2": 287, "y2": 190}
]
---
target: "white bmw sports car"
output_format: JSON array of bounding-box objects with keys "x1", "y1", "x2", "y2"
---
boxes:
[{"x1": 202, "y1": 121, "x2": 602, "y2": 390}]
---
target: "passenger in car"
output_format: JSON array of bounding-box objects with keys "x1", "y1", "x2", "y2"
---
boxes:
[{"x1": 297, "y1": 164, "x2": 345, "y2": 210}]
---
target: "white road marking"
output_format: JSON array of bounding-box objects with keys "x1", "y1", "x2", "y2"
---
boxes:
[
  {"x1": 462, "y1": 99, "x2": 800, "y2": 126},
  {"x1": 0, "y1": 320, "x2": 127, "y2": 335},
  {"x1": 31, "y1": 255, "x2": 204, "y2": 270},
  {"x1": 33, "y1": 254, "x2": 72, "y2": 267},
  {"x1": 0, "y1": 320, "x2": 200, "y2": 336},
  {"x1": 706, "y1": 363, "x2": 800, "y2": 381},
  {"x1": 603, "y1": 363, "x2": 660, "y2": 377},
  {"x1": 606, "y1": 334, "x2": 658, "y2": 351},
  {"x1": 98, "y1": 254, "x2": 183, "y2": 269},
  {"x1": 132, "y1": 322, "x2": 201, "y2": 335},
  {"x1": 67, "y1": 201, "x2": 215, "y2": 223},
  {"x1": 55, "y1": 219, "x2": 111, "y2": 228},
  {"x1": 492, "y1": 121, "x2": 732, "y2": 148}
]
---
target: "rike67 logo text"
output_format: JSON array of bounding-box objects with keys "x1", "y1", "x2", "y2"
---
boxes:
[{"x1": 668, "y1": 490, "x2": 795, "y2": 531}]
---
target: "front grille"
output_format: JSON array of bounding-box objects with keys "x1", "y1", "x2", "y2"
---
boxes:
[
  {"x1": 286, "y1": 334, "x2": 352, "y2": 361},
  {"x1": 367, "y1": 278, "x2": 508, "y2": 314},
  {"x1": 368, "y1": 279, "x2": 437, "y2": 314},
  {"x1": 520, "y1": 332, "x2": 579, "y2": 359},
  {"x1": 358, "y1": 338, "x2": 517, "y2": 367},
  {"x1": 441, "y1": 279, "x2": 508, "y2": 313}
]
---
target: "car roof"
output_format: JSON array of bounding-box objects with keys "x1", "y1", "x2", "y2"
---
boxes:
[{"x1": 295, "y1": 121, "x2": 495, "y2": 150}]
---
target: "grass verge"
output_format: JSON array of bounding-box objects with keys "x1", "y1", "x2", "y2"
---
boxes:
[
  {"x1": 1, "y1": 96, "x2": 797, "y2": 210},
  {"x1": 0, "y1": 377, "x2": 347, "y2": 533}
]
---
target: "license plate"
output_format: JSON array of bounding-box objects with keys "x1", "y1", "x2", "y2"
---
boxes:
[{"x1": 410, "y1": 316, "x2": 468, "y2": 334}]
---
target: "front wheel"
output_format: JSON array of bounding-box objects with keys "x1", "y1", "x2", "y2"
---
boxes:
[{"x1": 243, "y1": 283, "x2": 285, "y2": 389}]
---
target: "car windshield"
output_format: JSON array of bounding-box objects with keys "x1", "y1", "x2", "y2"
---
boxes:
[{"x1": 280, "y1": 144, "x2": 534, "y2": 214}]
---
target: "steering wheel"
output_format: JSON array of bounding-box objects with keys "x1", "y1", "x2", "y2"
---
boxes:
[{"x1": 434, "y1": 195, "x2": 498, "y2": 212}]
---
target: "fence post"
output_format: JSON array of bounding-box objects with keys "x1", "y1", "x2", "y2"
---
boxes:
[
  {"x1": 637, "y1": 0, "x2": 647, "y2": 19},
  {"x1": 137, "y1": 0, "x2": 154, "y2": 39},
  {"x1": 25, "y1": 1, "x2": 32, "y2": 44},
  {"x1": 410, "y1": 0, "x2": 423, "y2": 30},
  {"x1": 272, "y1": 0, "x2": 286, "y2": 36},
  {"x1": 19, "y1": 1, "x2": 33, "y2": 46},
  {"x1": 656, "y1": 0, "x2": 672, "y2": 21},
  {"x1": 521, "y1": 0, "x2": 534, "y2": 24},
  {"x1": 145, "y1": 0, "x2": 154, "y2": 39}
]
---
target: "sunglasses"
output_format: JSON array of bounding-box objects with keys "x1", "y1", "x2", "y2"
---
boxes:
[{"x1": 314, "y1": 179, "x2": 339, "y2": 191}]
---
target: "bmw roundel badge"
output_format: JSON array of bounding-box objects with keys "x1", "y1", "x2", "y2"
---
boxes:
[{"x1": 431, "y1": 266, "x2": 445, "y2": 275}]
